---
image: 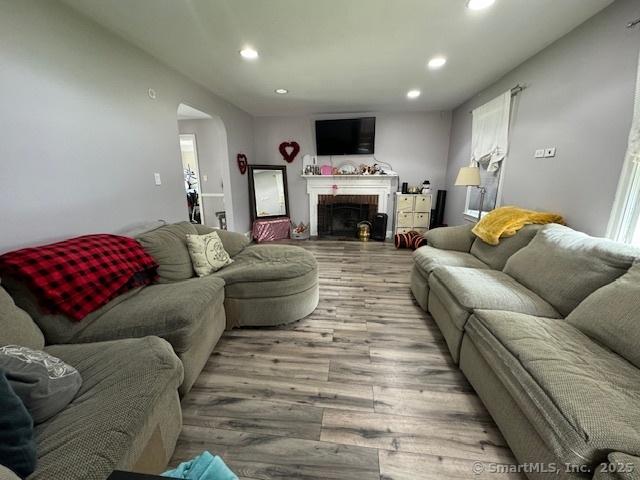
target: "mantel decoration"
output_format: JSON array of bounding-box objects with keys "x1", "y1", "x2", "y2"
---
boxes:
[
  {"x1": 303, "y1": 160, "x2": 397, "y2": 176},
  {"x1": 279, "y1": 141, "x2": 300, "y2": 163},
  {"x1": 237, "y1": 153, "x2": 248, "y2": 175}
]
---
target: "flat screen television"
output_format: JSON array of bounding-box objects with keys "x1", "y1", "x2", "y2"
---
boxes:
[{"x1": 315, "y1": 117, "x2": 375, "y2": 155}]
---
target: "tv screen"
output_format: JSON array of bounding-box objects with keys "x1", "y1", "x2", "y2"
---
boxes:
[{"x1": 315, "y1": 117, "x2": 375, "y2": 155}]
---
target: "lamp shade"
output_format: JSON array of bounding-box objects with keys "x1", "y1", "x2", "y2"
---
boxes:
[{"x1": 455, "y1": 166, "x2": 481, "y2": 187}]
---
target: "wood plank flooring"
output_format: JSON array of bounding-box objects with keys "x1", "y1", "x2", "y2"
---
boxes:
[{"x1": 170, "y1": 240, "x2": 523, "y2": 479}]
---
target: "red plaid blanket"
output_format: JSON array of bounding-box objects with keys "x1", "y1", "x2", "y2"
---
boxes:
[{"x1": 0, "y1": 234, "x2": 157, "y2": 321}]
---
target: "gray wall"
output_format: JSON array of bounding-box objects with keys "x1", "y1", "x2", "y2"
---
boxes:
[
  {"x1": 444, "y1": 0, "x2": 640, "y2": 236},
  {"x1": 0, "y1": 0, "x2": 254, "y2": 252},
  {"x1": 253, "y1": 111, "x2": 452, "y2": 224}
]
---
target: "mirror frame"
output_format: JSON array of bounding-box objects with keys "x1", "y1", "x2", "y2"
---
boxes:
[{"x1": 248, "y1": 164, "x2": 290, "y2": 222}]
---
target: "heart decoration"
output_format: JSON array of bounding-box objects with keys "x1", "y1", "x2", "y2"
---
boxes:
[
  {"x1": 237, "y1": 153, "x2": 248, "y2": 175},
  {"x1": 279, "y1": 141, "x2": 300, "y2": 163}
]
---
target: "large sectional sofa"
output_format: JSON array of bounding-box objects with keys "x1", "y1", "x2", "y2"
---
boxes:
[
  {"x1": 411, "y1": 222, "x2": 640, "y2": 480},
  {"x1": 0, "y1": 222, "x2": 319, "y2": 480}
]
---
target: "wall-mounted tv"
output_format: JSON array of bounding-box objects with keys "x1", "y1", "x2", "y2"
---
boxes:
[{"x1": 315, "y1": 117, "x2": 375, "y2": 155}]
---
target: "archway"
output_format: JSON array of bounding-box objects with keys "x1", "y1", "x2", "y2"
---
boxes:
[{"x1": 176, "y1": 103, "x2": 235, "y2": 231}]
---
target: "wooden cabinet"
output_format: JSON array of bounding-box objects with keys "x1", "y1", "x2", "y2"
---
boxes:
[{"x1": 394, "y1": 193, "x2": 432, "y2": 236}]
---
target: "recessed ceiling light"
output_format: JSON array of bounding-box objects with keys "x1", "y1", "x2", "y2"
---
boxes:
[
  {"x1": 239, "y1": 47, "x2": 259, "y2": 60},
  {"x1": 428, "y1": 56, "x2": 447, "y2": 69},
  {"x1": 467, "y1": 0, "x2": 496, "y2": 10},
  {"x1": 275, "y1": 88, "x2": 288, "y2": 94},
  {"x1": 407, "y1": 89, "x2": 421, "y2": 99}
]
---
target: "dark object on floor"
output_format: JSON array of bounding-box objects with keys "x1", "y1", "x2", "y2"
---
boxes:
[
  {"x1": 0, "y1": 371, "x2": 37, "y2": 479},
  {"x1": 215, "y1": 211, "x2": 227, "y2": 230},
  {"x1": 431, "y1": 189, "x2": 447, "y2": 229},
  {"x1": 107, "y1": 472, "x2": 165, "y2": 479},
  {"x1": 371, "y1": 213, "x2": 388, "y2": 241},
  {"x1": 394, "y1": 230, "x2": 420, "y2": 249}
]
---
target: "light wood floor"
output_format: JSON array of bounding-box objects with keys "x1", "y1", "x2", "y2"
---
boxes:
[{"x1": 170, "y1": 240, "x2": 523, "y2": 479}]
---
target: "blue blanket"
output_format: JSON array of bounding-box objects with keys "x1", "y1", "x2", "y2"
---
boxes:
[{"x1": 162, "y1": 451, "x2": 238, "y2": 480}]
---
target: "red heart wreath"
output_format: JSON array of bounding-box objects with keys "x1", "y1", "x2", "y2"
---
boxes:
[
  {"x1": 237, "y1": 153, "x2": 248, "y2": 174},
  {"x1": 279, "y1": 141, "x2": 300, "y2": 163}
]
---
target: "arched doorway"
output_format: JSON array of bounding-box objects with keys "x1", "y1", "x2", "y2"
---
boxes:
[{"x1": 177, "y1": 103, "x2": 235, "y2": 231}]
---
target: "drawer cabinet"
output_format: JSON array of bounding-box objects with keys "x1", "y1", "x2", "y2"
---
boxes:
[
  {"x1": 413, "y1": 212, "x2": 430, "y2": 228},
  {"x1": 415, "y1": 195, "x2": 432, "y2": 213},
  {"x1": 396, "y1": 212, "x2": 413, "y2": 228},
  {"x1": 397, "y1": 195, "x2": 414, "y2": 212},
  {"x1": 394, "y1": 193, "x2": 432, "y2": 236}
]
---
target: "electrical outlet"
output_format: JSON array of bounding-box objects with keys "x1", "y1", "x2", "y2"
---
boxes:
[
  {"x1": 544, "y1": 147, "x2": 556, "y2": 158},
  {"x1": 534, "y1": 149, "x2": 545, "y2": 158},
  {"x1": 154, "y1": 173, "x2": 162, "y2": 185}
]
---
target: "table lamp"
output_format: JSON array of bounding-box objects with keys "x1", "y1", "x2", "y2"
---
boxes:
[{"x1": 455, "y1": 166, "x2": 486, "y2": 222}]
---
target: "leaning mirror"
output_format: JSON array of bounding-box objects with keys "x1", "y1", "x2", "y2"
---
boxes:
[{"x1": 248, "y1": 165, "x2": 290, "y2": 222}]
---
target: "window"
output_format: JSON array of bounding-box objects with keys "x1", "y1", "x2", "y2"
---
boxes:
[
  {"x1": 607, "y1": 52, "x2": 640, "y2": 246},
  {"x1": 464, "y1": 90, "x2": 512, "y2": 220}
]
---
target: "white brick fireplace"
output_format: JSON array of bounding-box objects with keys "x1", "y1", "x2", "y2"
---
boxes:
[{"x1": 303, "y1": 175, "x2": 397, "y2": 237}]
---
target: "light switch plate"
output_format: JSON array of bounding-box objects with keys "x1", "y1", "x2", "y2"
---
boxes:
[
  {"x1": 154, "y1": 173, "x2": 162, "y2": 185},
  {"x1": 544, "y1": 147, "x2": 556, "y2": 158},
  {"x1": 534, "y1": 149, "x2": 545, "y2": 158}
]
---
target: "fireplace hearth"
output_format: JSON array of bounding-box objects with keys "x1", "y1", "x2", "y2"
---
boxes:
[{"x1": 317, "y1": 195, "x2": 378, "y2": 237}]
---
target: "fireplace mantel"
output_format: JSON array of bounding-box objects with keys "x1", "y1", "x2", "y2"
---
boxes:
[{"x1": 303, "y1": 175, "x2": 398, "y2": 237}]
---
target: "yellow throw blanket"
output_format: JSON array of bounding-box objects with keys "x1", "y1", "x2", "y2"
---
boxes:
[{"x1": 472, "y1": 206, "x2": 565, "y2": 246}]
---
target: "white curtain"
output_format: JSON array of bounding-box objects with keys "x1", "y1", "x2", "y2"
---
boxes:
[
  {"x1": 471, "y1": 90, "x2": 511, "y2": 172},
  {"x1": 607, "y1": 47, "x2": 640, "y2": 244}
]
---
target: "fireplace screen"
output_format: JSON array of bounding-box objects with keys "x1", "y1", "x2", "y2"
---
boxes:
[{"x1": 317, "y1": 195, "x2": 378, "y2": 237}]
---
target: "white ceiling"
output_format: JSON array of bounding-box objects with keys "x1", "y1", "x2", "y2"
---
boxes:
[{"x1": 62, "y1": 0, "x2": 613, "y2": 116}]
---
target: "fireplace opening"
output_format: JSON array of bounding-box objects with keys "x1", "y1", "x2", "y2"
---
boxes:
[{"x1": 317, "y1": 195, "x2": 378, "y2": 237}]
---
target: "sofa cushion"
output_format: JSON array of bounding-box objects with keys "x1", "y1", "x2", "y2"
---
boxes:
[
  {"x1": 430, "y1": 266, "x2": 560, "y2": 329},
  {"x1": 413, "y1": 246, "x2": 488, "y2": 276},
  {"x1": 466, "y1": 310, "x2": 640, "y2": 466},
  {"x1": 212, "y1": 245, "x2": 317, "y2": 298},
  {"x1": 469, "y1": 224, "x2": 543, "y2": 270},
  {"x1": 15, "y1": 276, "x2": 225, "y2": 352},
  {"x1": 33, "y1": 337, "x2": 183, "y2": 480},
  {"x1": 0, "y1": 285, "x2": 44, "y2": 350},
  {"x1": 567, "y1": 262, "x2": 640, "y2": 369},
  {"x1": 137, "y1": 221, "x2": 197, "y2": 283},
  {"x1": 503, "y1": 224, "x2": 639, "y2": 316},
  {"x1": 193, "y1": 225, "x2": 251, "y2": 258}
]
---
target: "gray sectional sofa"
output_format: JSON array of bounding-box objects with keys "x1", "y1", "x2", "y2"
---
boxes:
[
  {"x1": 411, "y1": 222, "x2": 640, "y2": 479},
  {"x1": 0, "y1": 287, "x2": 184, "y2": 479},
  {"x1": 0, "y1": 222, "x2": 319, "y2": 479}
]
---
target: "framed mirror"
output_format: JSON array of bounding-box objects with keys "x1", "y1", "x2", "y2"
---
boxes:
[{"x1": 248, "y1": 165, "x2": 290, "y2": 222}]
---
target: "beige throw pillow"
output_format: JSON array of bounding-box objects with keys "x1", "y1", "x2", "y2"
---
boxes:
[{"x1": 186, "y1": 231, "x2": 233, "y2": 276}]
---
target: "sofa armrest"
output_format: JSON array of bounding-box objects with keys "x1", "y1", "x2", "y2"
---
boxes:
[
  {"x1": 425, "y1": 224, "x2": 475, "y2": 252},
  {"x1": 594, "y1": 452, "x2": 640, "y2": 480}
]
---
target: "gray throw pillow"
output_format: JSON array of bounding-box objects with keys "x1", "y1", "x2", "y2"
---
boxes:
[
  {"x1": 0, "y1": 345, "x2": 82, "y2": 423},
  {"x1": 136, "y1": 222, "x2": 198, "y2": 283}
]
